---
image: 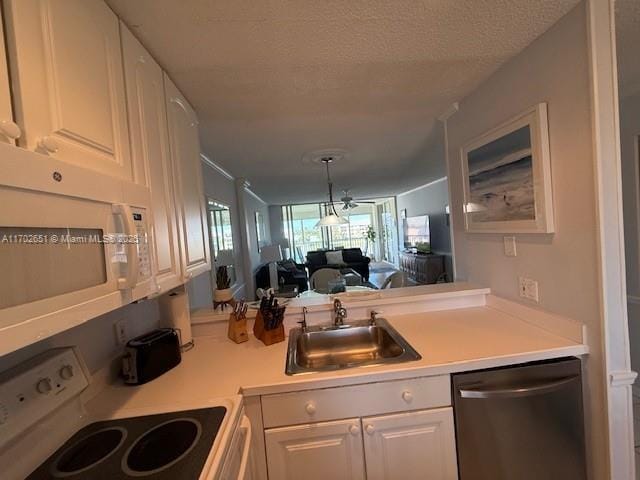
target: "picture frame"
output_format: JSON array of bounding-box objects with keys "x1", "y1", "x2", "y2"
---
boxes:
[{"x1": 460, "y1": 103, "x2": 554, "y2": 233}]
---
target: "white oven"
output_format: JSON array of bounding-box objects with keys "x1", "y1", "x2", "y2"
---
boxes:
[{"x1": 0, "y1": 145, "x2": 155, "y2": 355}]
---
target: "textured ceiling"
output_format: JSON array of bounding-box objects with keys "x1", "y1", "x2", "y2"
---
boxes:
[
  {"x1": 107, "y1": 0, "x2": 580, "y2": 204},
  {"x1": 616, "y1": 0, "x2": 640, "y2": 98}
]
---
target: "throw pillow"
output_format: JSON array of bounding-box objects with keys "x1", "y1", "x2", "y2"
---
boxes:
[{"x1": 325, "y1": 250, "x2": 344, "y2": 265}]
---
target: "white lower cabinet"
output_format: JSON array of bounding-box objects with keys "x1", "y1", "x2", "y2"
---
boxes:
[
  {"x1": 265, "y1": 418, "x2": 366, "y2": 480},
  {"x1": 362, "y1": 408, "x2": 458, "y2": 480},
  {"x1": 261, "y1": 376, "x2": 458, "y2": 480}
]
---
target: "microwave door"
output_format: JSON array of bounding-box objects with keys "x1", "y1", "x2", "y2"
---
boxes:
[{"x1": 0, "y1": 188, "x2": 135, "y2": 353}]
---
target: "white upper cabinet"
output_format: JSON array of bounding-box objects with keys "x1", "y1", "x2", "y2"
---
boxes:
[
  {"x1": 362, "y1": 408, "x2": 458, "y2": 480},
  {"x1": 164, "y1": 74, "x2": 211, "y2": 280},
  {"x1": 0, "y1": 8, "x2": 20, "y2": 145},
  {"x1": 3, "y1": 0, "x2": 132, "y2": 179},
  {"x1": 121, "y1": 24, "x2": 182, "y2": 293},
  {"x1": 265, "y1": 419, "x2": 366, "y2": 480}
]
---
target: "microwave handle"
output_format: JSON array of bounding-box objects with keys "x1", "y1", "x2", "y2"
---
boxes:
[{"x1": 112, "y1": 203, "x2": 140, "y2": 290}]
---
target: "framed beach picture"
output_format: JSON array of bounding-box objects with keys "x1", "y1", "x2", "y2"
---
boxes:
[{"x1": 461, "y1": 103, "x2": 554, "y2": 233}]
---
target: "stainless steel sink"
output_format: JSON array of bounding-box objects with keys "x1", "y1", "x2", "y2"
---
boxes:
[{"x1": 285, "y1": 318, "x2": 421, "y2": 375}]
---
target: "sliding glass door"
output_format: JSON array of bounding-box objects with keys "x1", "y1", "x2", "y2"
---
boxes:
[{"x1": 282, "y1": 198, "x2": 398, "y2": 263}]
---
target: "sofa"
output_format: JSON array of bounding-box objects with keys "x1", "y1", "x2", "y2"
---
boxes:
[
  {"x1": 306, "y1": 248, "x2": 371, "y2": 281},
  {"x1": 254, "y1": 259, "x2": 309, "y2": 293}
]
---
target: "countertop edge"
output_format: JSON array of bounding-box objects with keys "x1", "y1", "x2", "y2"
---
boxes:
[{"x1": 239, "y1": 344, "x2": 589, "y2": 397}]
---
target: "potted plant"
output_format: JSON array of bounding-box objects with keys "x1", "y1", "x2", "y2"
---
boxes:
[
  {"x1": 213, "y1": 265, "x2": 233, "y2": 303},
  {"x1": 365, "y1": 226, "x2": 377, "y2": 261}
]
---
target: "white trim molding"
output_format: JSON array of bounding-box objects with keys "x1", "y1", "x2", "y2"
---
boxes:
[
  {"x1": 200, "y1": 153, "x2": 234, "y2": 181},
  {"x1": 397, "y1": 176, "x2": 448, "y2": 198},
  {"x1": 244, "y1": 185, "x2": 268, "y2": 205},
  {"x1": 610, "y1": 371, "x2": 638, "y2": 388},
  {"x1": 438, "y1": 102, "x2": 459, "y2": 122},
  {"x1": 587, "y1": 1, "x2": 635, "y2": 479}
]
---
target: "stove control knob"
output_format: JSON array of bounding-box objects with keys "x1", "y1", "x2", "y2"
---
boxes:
[
  {"x1": 36, "y1": 377, "x2": 53, "y2": 394},
  {"x1": 59, "y1": 365, "x2": 74, "y2": 380}
]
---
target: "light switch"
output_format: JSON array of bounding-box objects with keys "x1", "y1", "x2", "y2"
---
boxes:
[{"x1": 504, "y1": 236, "x2": 517, "y2": 257}]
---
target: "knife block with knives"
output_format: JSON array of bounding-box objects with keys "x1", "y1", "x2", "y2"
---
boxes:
[
  {"x1": 253, "y1": 293, "x2": 286, "y2": 346},
  {"x1": 228, "y1": 300, "x2": 249, "y2": 344}
]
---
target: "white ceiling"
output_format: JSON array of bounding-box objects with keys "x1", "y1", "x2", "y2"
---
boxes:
[
  {"x1": 616, "y1": 0, "x2": 640, "y2": 98},
  {"x1": 107, "y1": 0, "x2": 580, "y2": 204}
]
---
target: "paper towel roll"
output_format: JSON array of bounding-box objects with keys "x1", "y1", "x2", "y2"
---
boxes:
[{"x1": 159, "y1": 289, "x2": 193, "y2": 350}]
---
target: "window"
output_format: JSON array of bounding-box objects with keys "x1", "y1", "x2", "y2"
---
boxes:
[
  {"x1": 207, "y1": 199, "x2": 234, "y2": 259},
  {"x1": 282, "y1": 198, "x2": 397, "y2": 263}
]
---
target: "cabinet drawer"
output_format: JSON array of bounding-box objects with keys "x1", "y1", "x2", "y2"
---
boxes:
[{"x1": 261, "y1": 375, "x2": 450, "y2": 428}]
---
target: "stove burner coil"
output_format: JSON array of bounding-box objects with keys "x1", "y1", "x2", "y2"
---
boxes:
[
  {"x1": 51, "y1": 427, "x2": 127, "y2": 478},
  {"x1": 122, "y1": 418, "x2": 202, "y2": 476}
]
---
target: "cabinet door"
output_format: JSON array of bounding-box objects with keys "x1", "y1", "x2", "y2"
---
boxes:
[
  {"x1": 164, "y1": 74, "x2": 211, "y2": 280},
  {"x1": 3, "y1": 0, "x2": 132, "y2": 178},
  {"x1": 362, "y1": 408, "x2": 458, "y2": 480},
  {"x1": 121, "y1": 25, "x2": 181, "y2": 293},
  {"x1": 0, "y1": 7, "x2": 19, "y2": 145},
  {"x1": 265, "y1": 419, "x2": 366, "y2": 480}
]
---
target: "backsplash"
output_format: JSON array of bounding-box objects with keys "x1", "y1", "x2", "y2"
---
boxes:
[{"x1": 0, "y1": 299, "x2": 160, "y2": 375}]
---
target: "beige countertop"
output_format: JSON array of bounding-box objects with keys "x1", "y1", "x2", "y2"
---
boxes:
[{"x1": 88, "y1": 302, "x2": 588, "y2": 417}]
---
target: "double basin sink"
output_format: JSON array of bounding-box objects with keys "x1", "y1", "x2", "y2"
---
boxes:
[{"x1": 285, "y1": 317, "x2": 421, "y2": 375}]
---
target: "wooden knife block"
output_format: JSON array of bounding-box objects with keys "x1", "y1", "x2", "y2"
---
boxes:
[
  {"x1": 227, "y1": 312, "x2": 248, "y2": 344},
  {"x1": 253, "y1": 310, "x2": 285, "y2": 346}
]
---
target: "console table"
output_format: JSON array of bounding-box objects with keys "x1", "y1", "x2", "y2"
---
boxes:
[{"x1": 399, "y1": 252, "x2": 445, "y2": 284}]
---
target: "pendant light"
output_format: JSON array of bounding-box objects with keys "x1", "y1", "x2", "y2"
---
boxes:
[{"x1": 315, "y1": 157, "x2": 349, "y2": 228}]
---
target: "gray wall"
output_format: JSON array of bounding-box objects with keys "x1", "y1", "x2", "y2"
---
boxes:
[
  {"x1": 446, "y1": 5, "x2": 605, "y2": 478},
  {"x1": 238, "y1": 185, "x2": 272, "y2": 299},
  {"x1": 620, "y1": 91, "x2": 640, "y2": 386},
  {"x1": 396, "y1": 177, "x2": 452, "y2": 279},
  {"x1": 0, "y1": 300, "x2": 159, "y2": 375},
  {"x1": 189, "y1": 160, "x2": 246, "y2": 309}
]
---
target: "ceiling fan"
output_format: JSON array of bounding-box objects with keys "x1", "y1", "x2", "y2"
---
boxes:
[{"x1": 340, "y1": 190, "x2": 376, "y2": 210}]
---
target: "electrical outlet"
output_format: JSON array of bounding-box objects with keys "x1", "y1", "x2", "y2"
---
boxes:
[
  {"x1": 114, "y1": 319, "x2": 128, "y2": 346},
  {"x1": 503, "y1": 236, "x2": 517, "y2": 257},
  {"x1": 519, "y1": 277, "x2": 539, "y2": 303}
]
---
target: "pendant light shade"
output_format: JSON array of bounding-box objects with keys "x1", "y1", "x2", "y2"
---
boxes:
[
  {"x1": 315, "y1": 213, "x2": 349, "y2": 228},
  {"x1": 316, "y1": 157, "x2": 349, "y2": 228}
]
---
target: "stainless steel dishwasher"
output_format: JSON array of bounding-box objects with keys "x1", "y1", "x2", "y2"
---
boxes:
[{"x1": 452, "y1": 357, "x2": 587, "y2": 479}]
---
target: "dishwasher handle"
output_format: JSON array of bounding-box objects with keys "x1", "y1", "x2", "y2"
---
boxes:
[{"x1": 458, "y1": 375, "x2": 579, "y2": 399}]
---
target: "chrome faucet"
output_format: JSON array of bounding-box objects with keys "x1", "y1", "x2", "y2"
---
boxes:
[
  {"x1": 333, "y1": 299, "x2": 347, "y2": 326},
  {"x1": 298, "y1": 306, "x2": 308, "y2": 332}
]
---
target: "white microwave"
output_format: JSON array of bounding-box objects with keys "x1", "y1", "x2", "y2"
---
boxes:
[{"x1": 0, "y1": 146, "x2": 156, "y2": 355}]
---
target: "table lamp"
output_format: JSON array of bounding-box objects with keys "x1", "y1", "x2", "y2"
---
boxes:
[{"x1": 260, "y1": 244, "x2": 283, "y2": 291}]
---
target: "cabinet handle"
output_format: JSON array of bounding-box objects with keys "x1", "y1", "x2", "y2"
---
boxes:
[
  {"x1": 349, "y1": 424, "x2": 360, "y2": 436},
  {"x1": 0, "y1": 120, "x2": 21, "y2": 140},
  {"x1": 402, "y1": 390, "x2": 413, "y2": 403},
  {"x1": 365, "y1": 424, "x2": 375, "y2": 435},
  {"x1": 38, "y1": 135, "x2": 59, "y2": 153},
  {"x1": 305, "y1": 402, "x2": 316, "y2": 415}
]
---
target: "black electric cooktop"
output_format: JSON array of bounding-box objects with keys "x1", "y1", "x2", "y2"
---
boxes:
[{"x1": 27, "y1": 407, "x2": 227, "y2": 480}]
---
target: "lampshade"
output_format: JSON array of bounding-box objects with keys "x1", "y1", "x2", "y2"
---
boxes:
[
  {"x1": 315, "y1": 213, "x2": 349, "y2": 228},
  {"x1": 215, "y1": 249, "x2": 234, "y2": 266},
  {"x1": 260, "y1": 244, "x2": 283, "y2": 263}
]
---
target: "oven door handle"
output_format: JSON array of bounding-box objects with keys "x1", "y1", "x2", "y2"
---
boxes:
[
  {"x1": 237, "y1": 415, "x2": 253, "y2": 480},
  {"x1": 458, "y1": 375, "x2": 579, "y2": 399},
  {"x1": 112, "y1": 204, "x2": 139, "y2": 290}
]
